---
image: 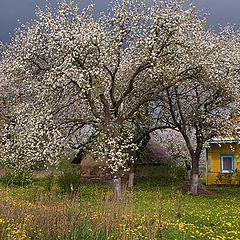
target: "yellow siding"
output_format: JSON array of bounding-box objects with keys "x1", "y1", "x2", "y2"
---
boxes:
[{"x1": 207, "y1": 142, "x2": 240, "y2": 185}]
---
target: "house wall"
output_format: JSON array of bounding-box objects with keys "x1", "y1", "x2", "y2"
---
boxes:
[
  {"x1": 80, "y1": 156, "x2": 167, "y2": 179},
  {"x1": 207, "y1": 143, "x2": 240, "y2": 185},
  {"x1": 80, "y1": 154, "x2": 108, "y2": 177}
]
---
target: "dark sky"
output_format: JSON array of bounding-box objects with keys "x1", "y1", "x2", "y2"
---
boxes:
[{"x1": 1, "y1": 0, "x2": 240, "y2": 43}]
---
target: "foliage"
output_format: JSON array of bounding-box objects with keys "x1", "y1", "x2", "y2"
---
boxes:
[
  {"x1": 160, "y1": 157, "x2": 186, "y2": 184},
  {"x1": 136, "y1": 161, "x2": 186, "y2": 185},
  {"x1": 216, "y1": 169, "x2": 240, "y2": 185},
  {"x1": 0, "y1": 170, "x2": 33, "y2": 187},
  {"x1": 36, "y1": 173, "x2": 55, "y2": 192},
  {"x1": 57, "y1": 167, "x2": 81, "y2": 194}
]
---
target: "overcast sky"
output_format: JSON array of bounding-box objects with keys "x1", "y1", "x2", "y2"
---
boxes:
[{"x1": 1, "y1": 0, "x2": 240, "y2": 43}]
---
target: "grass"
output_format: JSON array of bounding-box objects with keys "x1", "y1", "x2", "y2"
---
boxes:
[{"x1": 0, "y1": 177, "x2": 239, "y2": 239}]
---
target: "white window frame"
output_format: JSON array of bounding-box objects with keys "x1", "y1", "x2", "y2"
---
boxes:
[{"x1": 220, "y1": 154, "x2": 234, "y2": 173}]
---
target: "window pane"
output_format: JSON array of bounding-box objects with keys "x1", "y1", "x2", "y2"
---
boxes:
[{"x1": 222, "y1": 157, "x2": 232, "y2": 171}]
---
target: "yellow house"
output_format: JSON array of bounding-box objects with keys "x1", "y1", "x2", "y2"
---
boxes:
[{"x1": 206, "y1": 138, "x2": 240, "y2": 185}]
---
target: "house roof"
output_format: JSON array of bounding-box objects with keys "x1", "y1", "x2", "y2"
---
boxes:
[
  {"x1": 205, "y1": 137, "x2": 240, "y2": 146},
  {"x1": 72, "y1": 137, "x2": 169, "y2": 165}
]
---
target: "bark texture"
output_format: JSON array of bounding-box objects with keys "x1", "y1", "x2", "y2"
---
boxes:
[
  {"x1": 190, "y1": 173, "x2": 199, "y2": 195},
  {"x1": 190, "y1": 150, "x2": 200, "y2": 195},
  {"x1": 127, "y1": 172, "x2": 135, "y2": 188}
]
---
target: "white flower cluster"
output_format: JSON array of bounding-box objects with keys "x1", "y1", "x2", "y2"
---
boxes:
[
  {"x1": 0, "y1": 100, "x2": 66, "y2": 173},
  {"x1": 1, "y1": 0, "x2": 240, "y2": 180},
  {"x1": 89, "y1": 126, "x2": 137, "y2": 177}
]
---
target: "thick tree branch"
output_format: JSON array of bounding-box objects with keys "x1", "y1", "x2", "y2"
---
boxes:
[{"x1": 99, "y1": 93, "x2": 111, "y2": 124}]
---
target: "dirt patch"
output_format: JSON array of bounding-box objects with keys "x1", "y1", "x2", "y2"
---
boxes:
[
  {"x1": 0, "y1": 168, "x2": 6, "y2": 176},
  {"x1": 179, "y1": 182, "x2": 216, "y2": 195}
]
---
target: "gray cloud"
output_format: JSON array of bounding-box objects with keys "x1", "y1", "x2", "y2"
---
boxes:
[
  {"x1": 192, "y1": 0, "x2": 240, "y2": 29},
  {"x1": 1, "y1": 0, "x2": 240, "y2": 43}
]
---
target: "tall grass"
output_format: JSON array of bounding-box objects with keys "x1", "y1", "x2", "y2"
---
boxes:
[
  {"x1": 0, "y1": 185, "x2": 163, "y2": 239},
  {"x1": 0, "y1": 180, "x2": 240, "y2": 239}
]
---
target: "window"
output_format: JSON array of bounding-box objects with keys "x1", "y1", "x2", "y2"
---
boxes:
[{"x1": 220, "y1": 154, "x2": 234, "y2": 173}]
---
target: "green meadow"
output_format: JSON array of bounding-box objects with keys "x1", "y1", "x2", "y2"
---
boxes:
[{"x1": 0, "y1": 176, "x2": 239, "y2": 240}]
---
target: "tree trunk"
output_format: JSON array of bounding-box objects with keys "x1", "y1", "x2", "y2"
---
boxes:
[
  {"x1": 190, "y1": 156, "x2": 200, "y2": 195},
  {"x1": 128, "y1": 172, "x2": 135, "y2": 188},
  {"x1": 127, "y1": 161, "x2": 136, "y2": 189},
  {"x1": 112, "y1": 177, "x2": 122, "y2": 200},
  {"x1": 190, "y1": 173, "x2": 198, "y2": 195}
]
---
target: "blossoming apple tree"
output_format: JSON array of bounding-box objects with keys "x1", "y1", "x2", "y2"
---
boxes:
[{"x1": 1, "y1": 0, "x2": 239, "y2": 197}]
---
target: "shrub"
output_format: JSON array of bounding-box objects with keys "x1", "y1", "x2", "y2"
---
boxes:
[
  {"x1": 57, "y1": 167, "x2": 81, "y2": 194},
  {"x1": 155, "y1": 157, "x2": 186, "y2": 185},
  {"x1": 216, "y1": 169, "x2": 240, "y2": 185},
  {"x1": 0, "y1": 170, "x2": 32, "y2": 186},
  {"x1": 33, "y1": 173, "x2": 56, "y2": 192},
  {"x1": 232, "y1": 169, "x2": 240, "y2": 185}
]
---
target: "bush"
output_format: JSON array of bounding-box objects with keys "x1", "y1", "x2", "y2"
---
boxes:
[
  {"x1": 0, "y1": 170, "x2": 32, "y2": 186},
  {"x1": 158, "y1": 158, "x2": 186, "y2": 185},
  {"x1": 57, "y1": 167, "x2": 81, "y2": 194},
  {"x1": 216, "y1": 169, "x2": 240, "y2": 185},
  {"x1": 33, "y1": 173, "x2": 56, "y2": 192}
]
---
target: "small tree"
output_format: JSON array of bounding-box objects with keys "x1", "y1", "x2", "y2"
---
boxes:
[{"x1": 154, "y1": 27, "x2": 240, "y2": 194}]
